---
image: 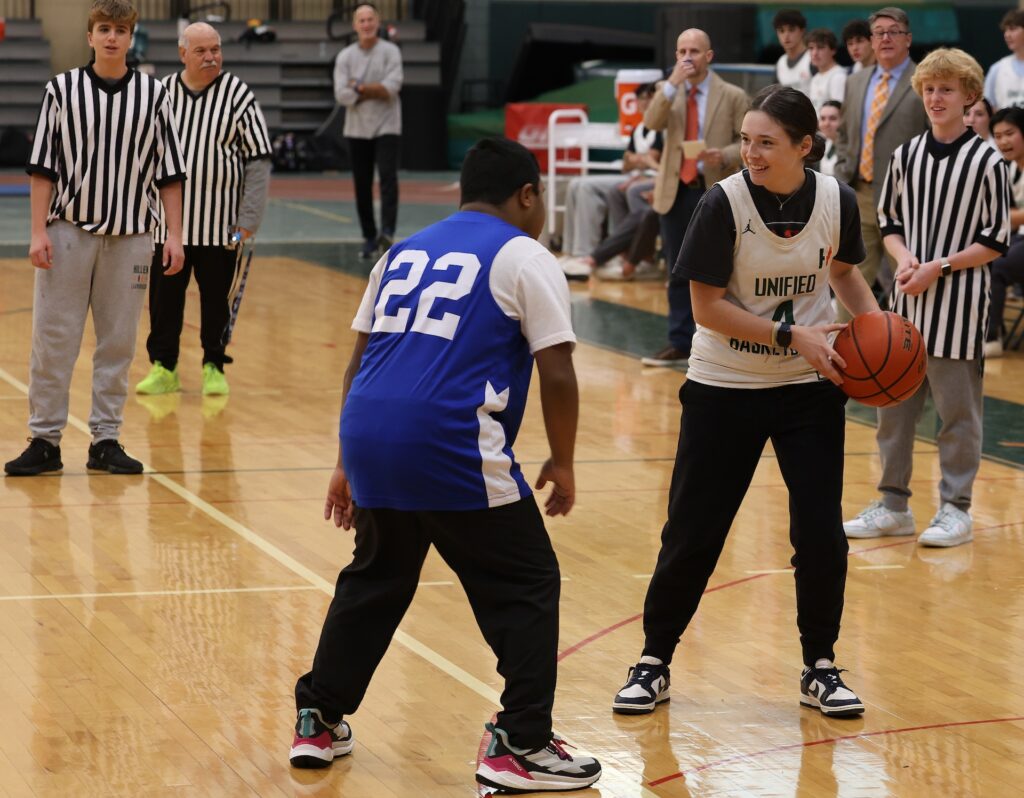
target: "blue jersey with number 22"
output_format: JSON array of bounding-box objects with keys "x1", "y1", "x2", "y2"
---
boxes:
[{"x1": 341, "y1": 211, "x2": 539, "y2": 511}]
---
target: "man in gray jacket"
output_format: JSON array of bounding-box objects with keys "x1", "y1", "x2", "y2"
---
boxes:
[
  {"x1": 334, "y1": 3, "x2": 404, "y2": 258},
  {"x1": 834, "y1": 6, "x2": 928, "y2": 309}
]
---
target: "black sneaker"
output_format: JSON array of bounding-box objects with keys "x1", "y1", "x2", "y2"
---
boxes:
[
  {"x1": 4, "y1": 438, "x2": 62, "y2": 476},
  {"x1": 86, "y1": 440, "x2": 143, "y2": 474},
  {"x1": 475, "y1": 723, "x2": 601, "y2": 793},
  {"x1": 612, "y1": 661, "x2": 671, "y2": 714},
  {"x1": 800, "y1": 666, "x2": 865, "y2": 717},
  {"x1": 377, "y1": 231, "x2": 393, "y2": 253},
  {"x1": 289, "y1": 708, "x2": 354, "y2": 768},
  {"x1": 359, "y1": 238, "x2": 378, "y2": 259}
]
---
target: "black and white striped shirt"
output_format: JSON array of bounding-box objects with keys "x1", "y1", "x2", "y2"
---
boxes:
[
  {"x1": 157, "y1": 71, "x2": 272, "y2": 246},
  {"x1": 27, "y1": 64, "x2": 186, "y2": 235},
  {"x1": 879, "y1": 130, "x2": 1011, "y2": 360}
]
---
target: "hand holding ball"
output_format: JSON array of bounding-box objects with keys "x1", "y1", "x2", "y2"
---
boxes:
[{"x1": 832, "y1": 311, "x2": 927, "y2": 407}]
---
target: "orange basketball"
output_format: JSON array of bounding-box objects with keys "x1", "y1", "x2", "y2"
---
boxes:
[{"x1": 833, "y1": 311, "x2": 927, "y2": 407}]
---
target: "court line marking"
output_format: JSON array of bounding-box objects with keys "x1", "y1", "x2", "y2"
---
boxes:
[
  {"x1": 0, "y1": 365, "x2": 654, "y2": 797},
  {"x1": 647, "y1": 715, "x2": 1024, "y2": 785},
  {"x1": 275, "y1": 199, "x2": 353, "y2": 224},
  {"x1": 0, "y1": 585, "x2": 320, "y2": 601}
]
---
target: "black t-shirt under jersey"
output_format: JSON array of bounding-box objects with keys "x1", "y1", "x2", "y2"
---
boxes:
[{"x1": 677, "y1": 168, "x2": 866, "y2": 287}]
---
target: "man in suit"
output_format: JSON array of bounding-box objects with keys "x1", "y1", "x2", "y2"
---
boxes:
[
  {"x1": 834, "y1": 6, "x2": 928, "y2": 311},
  {"x1": 641, "y1": 28, "x2": 748, "y2": 367}
]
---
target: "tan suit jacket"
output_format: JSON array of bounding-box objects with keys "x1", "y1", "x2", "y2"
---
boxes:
[
  {"x1": 643, "y1": 71, "x2": 748, "y2": 214},
  {"x1": 834, "y1": 61, "x2": 929, "y2": 207}
]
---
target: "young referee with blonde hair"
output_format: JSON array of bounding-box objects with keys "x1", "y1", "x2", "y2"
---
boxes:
[{"x1": 5, "y1": 0, "x2": 185, "y2": 477}]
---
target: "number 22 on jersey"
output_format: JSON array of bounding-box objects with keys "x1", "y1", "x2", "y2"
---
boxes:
[{"x1": 372, "y1": 249, "x2": 482, "y2": 341}]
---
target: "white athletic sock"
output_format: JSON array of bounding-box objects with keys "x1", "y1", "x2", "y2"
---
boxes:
[
  {"x1": 814, "y1": 658, "x2": 834, "y2": 670},
  {"x1": 639, "y1": 655, "x2": 664, "y2": 666}
]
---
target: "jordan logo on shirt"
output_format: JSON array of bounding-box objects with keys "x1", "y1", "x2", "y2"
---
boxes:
[{"x1": 742, "y1": 219, "x2": 756, "y2": 235}]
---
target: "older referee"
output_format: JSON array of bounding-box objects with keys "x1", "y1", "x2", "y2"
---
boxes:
[{"x1": 136, "y1": 21, "x2": 272, "y2": 397}]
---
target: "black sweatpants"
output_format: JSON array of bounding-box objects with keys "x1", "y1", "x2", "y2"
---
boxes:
[
  {"x1": 347, "y1": 134, "x2": 400, "y2": 242},
  {"x1": 146, "y1": 244, "x2": 235, "y2": 371},
  {"x1": 642, "y1": 379, "x2": 850, "y2": 667},
  {"x1": 294, "y1": 496, "x2": 561, "y2": 750}
]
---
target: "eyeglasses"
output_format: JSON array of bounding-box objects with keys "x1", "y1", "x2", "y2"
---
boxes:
[{"x1": 871, "y1": 29, "x2": 909, "y2": 40}]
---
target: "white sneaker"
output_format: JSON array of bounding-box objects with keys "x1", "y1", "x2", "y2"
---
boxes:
[
  {"x1": 594, "y1": 256, "x2": 628, "y2": 281},
  {"x1": 843, "y1": 500, "x2": 916, "y2": 539},
  {"x1": 917, "y1": 503, "x2": 973, "y2": 547},
  {"x1": 631, "y1": 260, "x2": 663, "y2": 281},
  {"x1": 560, "y1": 256, "x2": 593, "y2": 279},
  {"x1": 984, "y1": 339, "x2": 1004, "y2": 359}
]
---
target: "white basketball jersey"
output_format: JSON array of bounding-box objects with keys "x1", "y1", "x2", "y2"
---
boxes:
[
  {"x1": 993, "y1": 56, "x2": 1024, "y2": 110},
  {"x1": 686, "y1": 171, "x2": 841, "y2": 388}
]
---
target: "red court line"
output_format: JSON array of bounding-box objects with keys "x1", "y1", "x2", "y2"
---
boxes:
[{"x1": 647, "y1": 715, "x2": 1024, "y2": 785}]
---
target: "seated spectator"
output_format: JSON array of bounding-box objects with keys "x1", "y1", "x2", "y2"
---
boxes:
[
  {"x1": 561, "y1": 83, "x2": 662, "y2": 278},
  {"x1": 986, "y1": 9, "x2": 1024, "y2": 110},
  {"x1": 807, "y1": 28, "x2": 847, "y2": 111},
  {"x1": 985, "y1": 106, "x2": 1024, "y2": 358},
  {"x1": 965, "y1": 97, "x2": 994, "y2": 141},
  {"x1": 774, "y1": 9, "x2": 812, "y2": 95},
  {"x1": 561, "y1": 206, "x2": 662, "y2": 282},
  {"x1": 818, "y1": 100, "x2": 842, "y2": 176},
  {"x1": 841, "y1": 19, "x2": 875, "y2": 73}
]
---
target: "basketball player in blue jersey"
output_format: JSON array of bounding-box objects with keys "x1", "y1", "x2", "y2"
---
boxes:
[{"x1": 289, "y1": 137, "x2": 602, "y2": 793}]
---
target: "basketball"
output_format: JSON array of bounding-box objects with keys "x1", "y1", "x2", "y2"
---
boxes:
[{"x1": 833, "y1": 311, "x2": 927, "y2": 407}]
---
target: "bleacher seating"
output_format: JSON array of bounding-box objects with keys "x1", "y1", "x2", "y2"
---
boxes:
[
  {"x1": 0, "y1": 20, "x2": 52, "y2": 131},
  {"x1": 141, "y1": 18, "x2": 437, "y2": 134}
]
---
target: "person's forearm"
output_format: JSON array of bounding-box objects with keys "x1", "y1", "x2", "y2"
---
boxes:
[
  {"x1": 29, "y1": 175, "x2": 53, "y2": 235},
  {"x1": 538, "y1": 361, "x2": 578, "y2": 468},
  {"x1": 883, "y1": 233, "x2": 911, "y2": 262},
  {"x1": 693, "y1": 291, "x2": 777, "y2": 347},
  {"x1": 236, "y1": 159, "x2": 271, "y2": 233},
  {"x1": 929, "y1": 242, "x2": 1003, "y2": 273},
  {"x1": 159, "y1": 182, "x2": 184, "y2": 239},
  {"x1": 358, "y1": 83, "x2": 391, "y2": 100},
  {"x1": 831, "y1": 262, "x2": 881, "y2": 317},
  {"x1": 1009, "y1": 207, "x2": 1024, "y2": 228}
]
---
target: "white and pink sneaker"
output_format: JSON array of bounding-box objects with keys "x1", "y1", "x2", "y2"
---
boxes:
[{"x1": 475, "y1": 723, "x2": 601, "y2": 792}]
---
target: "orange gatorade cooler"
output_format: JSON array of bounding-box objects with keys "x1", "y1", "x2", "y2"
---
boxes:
[{"x1": 615, "y1": 69, "x2": 663, "y2": 135}]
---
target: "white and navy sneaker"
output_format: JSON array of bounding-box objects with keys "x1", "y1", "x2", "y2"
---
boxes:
[
  {"x1": 289, "y1": 708, "x2": 354, "y2": 768},
  {"x1": 843, "y1": 500, "x2": 915, "y2": 539},
  {"x1": 475, "y1": 723, "x2": 602, "y2": 793},
  {"x1": 800, "y1": 665, "x2": 864, "y2": 717},
  {"x1": 612, "y1": 660, "x2": 671, "y2": 714}
]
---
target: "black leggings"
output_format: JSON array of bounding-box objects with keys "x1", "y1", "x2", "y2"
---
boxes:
[
  {"x1": 642, "y1": 379, "x2": 850, "y2": 667},
  {"x1": 146, "y1": 244, "x2": 236, "y2": 370},
  {"x1": 295, "y1": 497, "x2": 561, "y2": 749}
]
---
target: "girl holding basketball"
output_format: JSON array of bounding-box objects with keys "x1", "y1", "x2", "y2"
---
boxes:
[{"x1": 612, "y1": 85, "x2": 879, "y2": 719}]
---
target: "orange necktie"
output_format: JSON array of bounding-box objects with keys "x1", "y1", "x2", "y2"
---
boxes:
[
  {"x1": 679, "y1": 85, "x2": 699, "y2": 185},
  {"x1": 859, "y1": 71, "x2": 891, "y2": 183}
]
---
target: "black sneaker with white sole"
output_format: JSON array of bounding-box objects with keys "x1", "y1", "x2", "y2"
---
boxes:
[
  {"x1": 475, "y1": 723, "x2": 601, "y2": 793},
  {"x1": 612, "y1": 661, "x2": 671, "y2": 714},
  {"x1": 800, "y1": 666, "x2": 864, "y2": 717}
]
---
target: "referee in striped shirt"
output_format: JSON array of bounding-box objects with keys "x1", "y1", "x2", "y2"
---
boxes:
[
  {"x1": 845, "y1": 49, "x2": 1011, "y2": 548},
  {"x1": 136, "y1": 22, "x2": 272, "y2": 398},
  {"x1": 5, "y1": 0, "x2": 186, "y2": 477}
]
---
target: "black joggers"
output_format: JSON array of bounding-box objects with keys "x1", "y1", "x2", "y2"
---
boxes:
[
  {"x1": 347, "y1": 134, "x2": 400, "y2": 242},
  {"x1": 642, "y1": 379, "x2": 850, "y2": 667},
  {"x1": 294, "y1": 496, "x2": 561, "y2": 750},
  {"x1": 146, "y1": 244, "x2": 236, "y2": 371}
]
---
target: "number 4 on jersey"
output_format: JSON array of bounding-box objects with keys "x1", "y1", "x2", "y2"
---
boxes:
[
  {"x1": 772, "y1": 300, "x2": 795, "y2": 325},
  {"x1": 372, "y1": 249, "x2": 482, "y2": 340}
]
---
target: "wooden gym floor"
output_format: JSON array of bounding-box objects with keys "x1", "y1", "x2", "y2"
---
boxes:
[{"x1": 2, "y1": 242, "x2": 1024, "y2": 797}]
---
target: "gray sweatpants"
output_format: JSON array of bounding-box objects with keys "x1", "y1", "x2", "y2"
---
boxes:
[
  {"x1": 876, "y1": 356, "x2": 984, "y2": 513},
  {"x1": 29, "y1": 220, "x2": 154, "y2": 446}
]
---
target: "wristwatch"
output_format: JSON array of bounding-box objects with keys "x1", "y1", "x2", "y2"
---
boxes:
[
  {"x1": 940, "y1": 261, "x2": 953, "y2": 277},
  {"x1": 776, "y1": 322, "x2": 793, "y2": 348}
]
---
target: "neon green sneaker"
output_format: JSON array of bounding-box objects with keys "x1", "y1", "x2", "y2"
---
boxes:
[
  {"x1": 202, "y1": 362, "x2": 229, "y2": 396},
  {"x1": 135, "y1": 362, "x2": 180, "y2": 395}
]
